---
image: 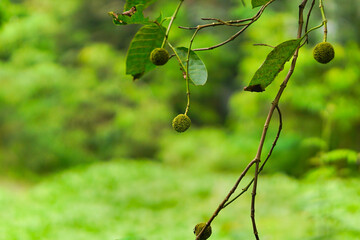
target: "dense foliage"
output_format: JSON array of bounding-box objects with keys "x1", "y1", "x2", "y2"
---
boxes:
[{"x1": 0, "y1": 160, "x2": 359, "y2": 239}]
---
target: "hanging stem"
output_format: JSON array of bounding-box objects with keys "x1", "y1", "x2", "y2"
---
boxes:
[
  {"x1": 184, "y1": 28, "x2": 199, "y2": 115},
  {"x1": 158, "y1": 0, "x2": 191, "y2": 114},
  {"x1": 161, "y1": 0, "x2": 184, "y2": 48},
  {"x1": 184, "y1": 73, "x2": 191, "y2": 115},
  {"x1": 319, "y1": 0, "x2": 328, "y2": 42},
  {"x1": 154, "y1": 21, "x2": 187, "y2": 73},
  {"x1": 167, "y1": 41, "x2": 187, "y2": 73}
]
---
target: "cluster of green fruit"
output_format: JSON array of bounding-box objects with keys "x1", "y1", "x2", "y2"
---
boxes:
[
  {"x1": 150, "y1": 48, "x2": 192, "y2": 133},
  {"x1": 149, "y1": 41, "x2": 334, "y2": 133}
]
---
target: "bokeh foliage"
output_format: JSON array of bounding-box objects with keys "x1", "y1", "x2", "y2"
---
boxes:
[
  {"x1": 0, "y1": 160, "x2": 359, "y2": 240},
  {"x1": 0, "y1": 0, "x2": 358, "y2": 177},
  {"x1": 0, "y1": 0, "x2": 359, "y2": 239}
]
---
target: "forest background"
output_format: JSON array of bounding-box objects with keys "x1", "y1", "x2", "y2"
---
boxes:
[{"x1": 0, "y1": 0, "x2": 359, "y2": 239}]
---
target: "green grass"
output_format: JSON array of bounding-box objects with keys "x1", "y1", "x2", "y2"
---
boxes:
[{"x1": 0, "y1": 160, "x2": 359, "y2": 240}]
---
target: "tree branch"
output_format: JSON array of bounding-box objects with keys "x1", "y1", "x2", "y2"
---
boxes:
[
  {"x1": 223, "y1": 105, "x2": 282, "y2": 208},
  {"x1": 196, "y1": 1, "x2": 308, "y2": 240},
  {"x1": 249, "y1": 2, "x2": 308, "y2": 238},
  {"x1": 179, "y1": 0, "x2": 276, "y2": 52},
  {"x1": 161, "y1": 0, "x2": 184, "y2": 48},
  {"x1": 304, "y1": 0, "x2": 316, "y2": 43},
  {"x1": 194, "y1": 158, "x2": 258, "y2": 240}
]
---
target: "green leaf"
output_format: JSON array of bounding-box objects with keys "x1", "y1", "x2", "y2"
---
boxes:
[
  {"x1": 244, "y1": 39, "x2": 301, "y2": 92},
  {"x1": 110, "y1": 4, "x2": 149, "y2": 25},
  {"x1": 175, "y1": 47, "x2": 208, "y2": 86},
  {"x1": 126, "y1": 24, "x2": 166, "y2": 79},
  {"x1": 251, "y1": 0, "x2": 271, "y2": 8},
  {"x1": 125, "y1": 0, "x2": 157, "y2": 10}
]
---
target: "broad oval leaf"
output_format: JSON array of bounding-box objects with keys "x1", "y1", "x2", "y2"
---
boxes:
[
  {"x1": 126, "y1": 24, "x2": 166, "y2": 79},
  {"x1": 244, "y1": 39, "x2": 301, "y2": 92},
  {"x1": 251, "y1": 0, "x2": 272, "y2": 8},
  {"x1": 175, "y1": 47, "x2": 208, "y2": 86}
]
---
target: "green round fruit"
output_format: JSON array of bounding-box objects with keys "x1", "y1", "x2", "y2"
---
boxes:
[
  {"x1": 313, "y1": 42, "x2": 335, "y2": 64},
  {"x1": 193, "y1": 222, "x2": 212, "y2": 240},
  {"x1": 150, "y1": 48, "x2": 169, "y2": 66},
  {"x1": 172, "y1": 114, "x2": 191, "y2": 133}
]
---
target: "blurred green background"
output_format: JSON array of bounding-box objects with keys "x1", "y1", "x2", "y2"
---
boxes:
[{"x1": 0, "y1": 0, "x2": 359, "y2": 239}]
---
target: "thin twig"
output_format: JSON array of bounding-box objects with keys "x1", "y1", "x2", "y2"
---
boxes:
[
  {"x1": 201, "y1": 17, "x2": 252, "y2": 24},
  {"x1": 200, "y1": 17, "x2": 252, "y2": 27},
  {"x1": 193, "y1": 24, "x2": 250, "y2": 51},
  {"x1": 184, "y1": 28, "x2": 199, "y2": 115},
  {"x1": 195, "y1": 1, "x2": 274, "y2": 51},
  {"x1": 166, "y1": 40, "x2": 187, "y2": 74},
  {"x1": 251, "y1": 159, "x2": 260, "y2": 240},
  {"x1": 153, "y1": 9, "x2": 188, "y2": 76},
  {"x1": 304, "y1": 0, "x2": 316, "y2": 43},
  {"x1": 259, "y1": 106, "x2": 283, "y2": 173},
  {"x1": 161, "y1": 0, "x2": 184, "y2": 48},
  {"x1": 179, "y1": 18, "x2": 253, "y2": 30},
  {"x1": 197, "y1": 1, "x2": 309, "y2": 239},
  {"x1": 194, "y1": 158, "x2": 258, "y2": 240},
  {"x1": 224, "y1": 106, "x2": 282, "y2": 208},
  {"x1": 250, "y1": 105, "x2": 284, "y2": 240},
  {"x1": 201, "y1": 17, "x2": 231, "y2": 26},
  {"x1": 179, "y1": 0, "x2": 276, "y2": 52},
  {"x1": 250, "y1": 0, "x2": 308, "y2": 239},
  {"x1": 319, "y1": 0, "x2": 328, "y2": 42}
]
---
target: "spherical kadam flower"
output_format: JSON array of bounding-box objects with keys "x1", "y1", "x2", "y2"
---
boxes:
[
  {"x1": 150, "y1": 48, "x2": 169, "y2": 66},
  {"x1": 193, "y1": 222, "x2": 212, "y2": 240},
  {"x1": 313, "y1": 42, "x2": 335, "y2": 64},
  {"x1": 172, "y1": 114, "x2": 191, "y2": 132}
]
